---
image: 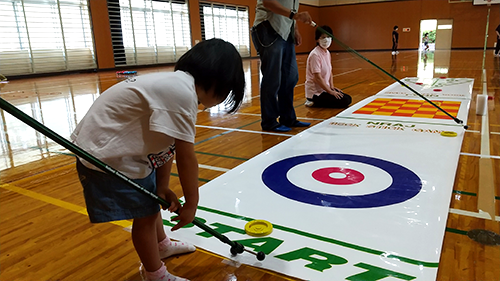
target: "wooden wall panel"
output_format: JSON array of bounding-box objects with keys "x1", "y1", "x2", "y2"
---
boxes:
[
  {"x1": 318, "y1": 0, "x2": 421, "y2": 51},
  {"x1": 316, "y1": 0, "x2": 499, "y2": 52}
]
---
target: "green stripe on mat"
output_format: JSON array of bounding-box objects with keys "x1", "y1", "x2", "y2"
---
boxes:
[{"x1": 196, "y1": 205, "x2": 439, "y2": 268}]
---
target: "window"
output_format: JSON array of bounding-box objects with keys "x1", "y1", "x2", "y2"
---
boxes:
[
  {"x1": 200, "y1": 2, "x2": 250, "y2": 57},
  {"x1": 0, "y1": 0, "x2": 96, "y2": 76},
  {"x1": 108, "y1": 0, "x2": 192, "y2": 66}
]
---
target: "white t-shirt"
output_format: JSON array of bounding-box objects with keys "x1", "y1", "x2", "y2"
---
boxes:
[
  {"x1": 305, "y1": 46, "x2": 332, "y2": 99},
  {"x1": 71, "y1": 71, "x2": 198, "y2": 178}
]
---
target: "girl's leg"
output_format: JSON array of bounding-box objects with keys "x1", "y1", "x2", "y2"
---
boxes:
[
  {"x1": 134, "y1": 212, "x2": 189, "y2": 281},
  {"x1": 133, "y1": 212, "x2": 163, "y2": 272},
  {"x1": 156, "y1": 214, "x2": 196, "y2": 259},
  {"x1": 156, "y1": 213, "x2": 167, "y2": 243}
]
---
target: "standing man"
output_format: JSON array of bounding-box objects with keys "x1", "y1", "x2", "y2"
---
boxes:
[
  {"x1": 392, "y1": 25, "x2": 399, "y2": 55},
  {"x1": 251, "y1": 0, "x2": 313, "y2": 132}
]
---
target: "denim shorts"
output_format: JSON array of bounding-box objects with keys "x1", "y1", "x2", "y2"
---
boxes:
[{"x1": 76, "y1": 159, "x2": 160, "y2": 223}]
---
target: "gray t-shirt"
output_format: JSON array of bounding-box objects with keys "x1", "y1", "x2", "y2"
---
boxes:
[{"x1": 253, "y1": 0, "x2": 299, "y2": 41}]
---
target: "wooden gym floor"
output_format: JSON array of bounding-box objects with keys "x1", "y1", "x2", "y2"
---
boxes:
[{"x1": 0, "y1": 49, "x2": 499, "y2": 281}]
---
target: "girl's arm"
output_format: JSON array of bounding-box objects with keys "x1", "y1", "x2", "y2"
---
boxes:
[
  {"x1": 170, "y1": 139, "x2": 200, "y2": 231},
  {"x1": 156, "y1": 157, "x2": 181, "y2": 212}
]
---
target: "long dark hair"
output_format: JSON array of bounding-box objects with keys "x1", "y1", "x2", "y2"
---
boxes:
[{"x1": 175, "y1": 38, "x2": 245, "y2": 113}]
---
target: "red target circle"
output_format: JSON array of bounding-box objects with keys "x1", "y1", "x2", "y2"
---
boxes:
[{"x1": 312, "y1": 167, "x2": 365, "y2": 185}]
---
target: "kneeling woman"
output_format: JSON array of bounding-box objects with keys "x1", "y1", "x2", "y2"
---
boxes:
[{"x1": 305, "y1": 25, "x2": 352, "y2": 108}]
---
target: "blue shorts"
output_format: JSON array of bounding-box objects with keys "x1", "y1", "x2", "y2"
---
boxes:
[{"x1": 76, "y1": 159, "x2": 160, "y2": 223}]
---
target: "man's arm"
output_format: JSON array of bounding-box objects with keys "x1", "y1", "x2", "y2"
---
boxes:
[{"x1": 262, "y1": 0, "x2": 312, "y2": 24}]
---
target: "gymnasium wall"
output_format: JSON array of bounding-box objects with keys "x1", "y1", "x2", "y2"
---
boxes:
[
  {"x1": 89, "y1": 0, "x2": 499, "y2": 69},
  {"x1": 318, "y1": 0, "x2": 500, "y2": 51}
]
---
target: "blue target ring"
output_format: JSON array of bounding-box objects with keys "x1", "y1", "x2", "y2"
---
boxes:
[{"x1": 262, "y1": 154, "x2": 422, "y2": 208}]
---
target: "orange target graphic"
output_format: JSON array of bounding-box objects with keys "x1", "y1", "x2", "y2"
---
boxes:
[{"x1": 353, "y1": 98, "x2": 461, "y2": 120}]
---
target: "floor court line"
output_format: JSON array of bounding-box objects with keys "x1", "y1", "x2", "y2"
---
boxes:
[
  {"x1": 449, "y1": 208, "x2": 500, "y2": 222},
  {"x1": 235, "y1": 112, "x2": 325, "y2": 121},
  {"x1": 173, "y1": 160, "x2": 230, "y2": 172},
  {"x1": 332, "y1": 68, "x2": 363, "y2": 77},
  {"x1": 295, "y1": 68, "x2": 363, "y2": 88},
  {"x1": 195, "y1": 125, "x2": 293, "y2": 137},
  {"x1": 477, "y1": 69, "x2": 496, "y2": 219},
  {"x1": 0, "y1": 182, "x2": 132, "y2": 228},
  {"x1": 460, "y1": 152, "x2": 500, "y2": 159}
]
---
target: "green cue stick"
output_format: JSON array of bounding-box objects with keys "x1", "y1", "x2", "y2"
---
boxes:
[
  {"x1": 311, "y1": 21, "x2": 468, "y2": 129},
  {"x1": 0, "y1": 96, "x2": 264, "y2": 260}
]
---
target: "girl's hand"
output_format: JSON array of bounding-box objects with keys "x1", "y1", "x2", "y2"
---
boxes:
[
  {"x1": 170, "y1": 204, "x2": 197, "y2": 231},
  {"x1": 158, "y1": 189, "x2": 181, "y2": 212}
]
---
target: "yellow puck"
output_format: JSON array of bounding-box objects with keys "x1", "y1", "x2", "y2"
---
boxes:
[
  {"x1": 245, "y1": 220, "x2": 273, "y2": 237},
  {"x1": 440, "y1": 131, "x2": 458, "y2": 137}
]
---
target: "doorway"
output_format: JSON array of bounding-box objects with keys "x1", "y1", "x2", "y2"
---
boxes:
[
  {"x1": 420, "y1": 20, "x2": 436, "y2": 51},
  {"x1": 418, "y1": 19, "x2": 453, "y2": 78},
  {"x1": 419, "y1": 19, "x2": 453, "y2": 51}
]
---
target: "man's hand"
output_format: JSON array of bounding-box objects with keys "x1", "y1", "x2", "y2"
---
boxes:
[
  {"x1": 293, "y1": 11, "x2": 312, "y2": 25},
  {"x1": 295, "y1": 29, "x2": 302, "y2": 46}
]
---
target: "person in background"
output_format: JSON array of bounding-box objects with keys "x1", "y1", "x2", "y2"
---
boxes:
[
  {"x1": 392, "y1": 25, "x2": 399, "y2": 55},
  {"x1": 423, "y1": 32, "x2": 430, "y2": 52},
  {"x1": 251, "y1": 0, "x2": 313, "y2": 132},
  {"x1": 304, "y1": 25, "x2": 352, "y2": 109}
]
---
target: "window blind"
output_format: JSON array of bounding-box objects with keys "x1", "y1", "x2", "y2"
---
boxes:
[
  {"x1": 0, "y1": 0, "x2": 96, "y2": 76},
  {"x1": 200, "y1": 2, "x2": 250, "y2": 57},
  {"x1": 107, "y1": 0, "x2": 192, "y2": 66}
]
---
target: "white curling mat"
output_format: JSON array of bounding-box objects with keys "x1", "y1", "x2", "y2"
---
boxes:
[{"x1": 163, "y1": 78, "x2": 473, "y2": 281}]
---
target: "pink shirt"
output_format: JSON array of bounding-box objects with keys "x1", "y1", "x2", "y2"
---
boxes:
[{"x1": 305, "y1": 45, "x2": 332, "y2": 99}]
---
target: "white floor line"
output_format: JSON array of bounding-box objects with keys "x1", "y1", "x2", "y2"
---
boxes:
[
  {"x1": 460, "y1": 152, "x2": 500, "y2": 159},
  {"x1": 449, "y1": 208, "x2": 500, "y2": 221},
  {"x1": 235, "y1": 112, "x2": 326, "y2": 121},
  {"x1": 234, "y1": 112, "x2": 262, "y2": 117},
  {"x1": 491, "y1": 131, "x2": 500, "y2": 135},
  {"x1": 195, "y1": 124, "x2": 293, "y2": 137},
  {"x1": 480, "y1": 69, "x2": 491, "y2": 158},
  {"x1": 332, "y1": 68, "x2": 363, "y2": 77},
  {"x1": 465, "y1": 130, "x2": 480, "y2": 133},
  {"x1": 476, "y1": 69, "x2": 496, "y2": 219},
  {"x1": 295, "y1": 68, "x2": 362, "y2": 88},
  {"x1": 198, "y1": 164, "x2": 230, "y2": 172},
  {"x1": 173, "y1": 160, "x2": 230, "y2": 172}
]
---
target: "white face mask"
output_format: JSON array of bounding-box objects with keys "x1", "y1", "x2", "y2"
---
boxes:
[{"x1": 319, "y1": 37, "x2": 332, "y2": 49}]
